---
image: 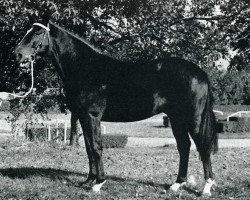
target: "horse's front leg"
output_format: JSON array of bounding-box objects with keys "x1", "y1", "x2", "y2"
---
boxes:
[{"x1": 79, "y1": 112, "x2": 106, "y2": 192}]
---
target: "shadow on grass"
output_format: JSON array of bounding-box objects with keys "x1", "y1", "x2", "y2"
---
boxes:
[
  {"x1": 0, "y1": 167, "x2": 168, "y2": 188},
  {"x1": 106, "y1": 174, "x2": 169, "y2": 188},
  {"x1": 182, "y1": 185, "x2": 202, "y2": 197},
  {"x1": 152, "y1": 125, "x2": 168, "y2": 128},
  {"x1": 0, "y1": 167, "x2": 84, "y2": 180},
  {"x1": 0, "y1": 167, "x2": 200, "y2": 196}
]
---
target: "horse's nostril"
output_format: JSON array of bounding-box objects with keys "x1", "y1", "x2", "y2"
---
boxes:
[{"x1": 17, "y1": 53, "x2": 22, "y2": 61}]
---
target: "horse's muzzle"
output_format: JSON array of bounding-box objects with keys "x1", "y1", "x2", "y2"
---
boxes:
[{"x1": 19, "y1": 55, "x2": 34, "y2": 68}]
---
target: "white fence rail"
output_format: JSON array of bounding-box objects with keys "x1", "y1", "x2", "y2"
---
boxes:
[
  {"x1": 27, "y1": 119, "x2": 106, "y2": 143},
  {"x1": 226, "y1": 111, "x2": 250, "y2": 121},
  {"x1": 213, "y1": 110, "x2": 223, "y2": 115}
]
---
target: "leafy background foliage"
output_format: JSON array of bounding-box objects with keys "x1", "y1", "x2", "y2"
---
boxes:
[{"x1": 0, "y1": 0, "x2": 250, "y2": 116}]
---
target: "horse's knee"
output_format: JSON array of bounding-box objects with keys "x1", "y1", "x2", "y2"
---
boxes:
[{"x1": 91, "y1": 142, "x2": 103, "y2": 158}]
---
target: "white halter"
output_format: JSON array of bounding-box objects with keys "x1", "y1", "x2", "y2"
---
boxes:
[{"x1": 33, "y1": 23, "x2": 50, "y2": 31}]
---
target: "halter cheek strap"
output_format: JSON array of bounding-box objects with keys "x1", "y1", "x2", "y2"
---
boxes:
[{"x1": 32, "y1": 23, "x2": 51, "y2": 59}]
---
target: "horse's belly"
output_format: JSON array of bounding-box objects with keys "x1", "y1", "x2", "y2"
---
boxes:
[
  {"x1": 102, "y1": 107, "x2": 154, "y2": 122},
  {"x1": 102, "y1": 85, "x2": 155, "y2": 122}
]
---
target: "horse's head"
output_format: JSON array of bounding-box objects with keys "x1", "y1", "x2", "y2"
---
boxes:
[{"x1": 14, "y1": 22, "x2": 50, "y2": 68}]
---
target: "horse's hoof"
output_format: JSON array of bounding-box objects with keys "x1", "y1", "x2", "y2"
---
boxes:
[
  {"x1": 170, "y1": 182, "x2": 186, "y2": 192},
  {"x1": 202, "y1": 191, "x2": 212, "y2": 197},
  {"x1": 92, "y1": 180, "x2": 106, "y2": 193},
  {"x1": 79, "y1": 178, "x2": 96, "y2": 188},
  {"x1": 202, "y1": 178, "x2": 216, "y2": 197}
]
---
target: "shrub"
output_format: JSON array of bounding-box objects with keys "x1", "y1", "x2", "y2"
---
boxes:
[
  {"x1": 101, "y1": 134, "x2": 128, "y2": 148},
  {"x1": 163, "y1": 116, "x2": 171, "y2": 127},
  {"x1": 214, "y1": 105, "x2": 250, "y2": 113},
  {"x1": 218, "y1": 117, "x2": 250, "y2": 133},
  {"x1": 215, "y1": 122, "x2": 224, "y2": 133},
  {"x1": 234, "y1": 117, "x2": 250, "y2": 132}
]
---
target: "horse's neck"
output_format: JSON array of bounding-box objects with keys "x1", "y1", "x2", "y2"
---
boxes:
[
  {"x1": 50, "y1": 29, "x2": 76, "y2": 63},
  {"x1": 49, "y1": 25, "x2": 95, "y2": 80},
  {"x1": 48, "y1": 23, "x2": 123, "y2": 88}
]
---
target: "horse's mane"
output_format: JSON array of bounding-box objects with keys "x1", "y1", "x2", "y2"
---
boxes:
[{"x1": 49, "y1": 22, "x2": 102, "y2": 55}]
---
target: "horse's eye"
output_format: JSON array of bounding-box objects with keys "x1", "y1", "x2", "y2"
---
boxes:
[
  {"x1": 31, "y1": 43, "x2": 37, "y2": 48},
  {"x1": 34, "y1": 31, "x2": 41, "y2": 36}
]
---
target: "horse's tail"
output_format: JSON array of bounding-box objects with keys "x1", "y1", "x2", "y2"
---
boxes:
[{"x1": 200, "y1": 86, "x2": 218, "y2": 160}]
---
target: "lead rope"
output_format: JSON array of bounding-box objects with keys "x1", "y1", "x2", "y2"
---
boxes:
[{"x1": 0, "y1": 60, "x2": 34, "y2": 101}]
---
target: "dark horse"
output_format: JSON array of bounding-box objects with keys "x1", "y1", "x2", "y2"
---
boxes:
[{"x1": 14, "y1": 19, "x2": 218, "y2": 195}]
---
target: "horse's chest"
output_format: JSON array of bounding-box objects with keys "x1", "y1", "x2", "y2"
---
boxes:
[{"x1": 65, "y1": 85, "x2": 107, "y2": 111}]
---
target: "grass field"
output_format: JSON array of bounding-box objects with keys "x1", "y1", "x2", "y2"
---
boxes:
[
  {"x1": 0, "y1": 109, "x2": 249, "y2": 198},
  {"x1": 0, "y1": 140, "x2": 249, "y2": 200}
]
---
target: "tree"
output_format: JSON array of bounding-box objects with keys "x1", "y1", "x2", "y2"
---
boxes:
[{"x1": 1, "y1": 0, "x2": 250, "y2": 143}]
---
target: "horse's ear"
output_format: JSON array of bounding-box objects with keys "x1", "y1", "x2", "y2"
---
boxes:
[
  {"x1": 27, "y1": 11, "x2": 50, "y2": 26},
  {"x1": 41, "y1": 10, "x2": 51, "y2": 25},
  {"x1": 28, "y1": 13, "x2": 39, "y2": 25}
]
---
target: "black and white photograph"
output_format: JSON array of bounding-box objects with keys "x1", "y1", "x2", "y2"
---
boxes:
[{"x1": 0, "y1": 0, "x2": 249, "y2": 199}]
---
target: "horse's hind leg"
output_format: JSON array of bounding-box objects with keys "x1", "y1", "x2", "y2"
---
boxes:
[
  {"x1": 169, "y1": 118, "x2": 191, "y2": 192},
  {"x1": 188, "y1": 80, "x2": 217, "y2": 196},
  {"x1": 201, "y1": 156, "x2": 215, "y2": 196},
  {"x1": 189, "y1": 117, "x2": 215, "y2": 196}
]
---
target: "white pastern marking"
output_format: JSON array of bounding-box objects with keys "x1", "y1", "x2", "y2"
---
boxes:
[
  {"x1": 92, "y1": 180, "x2": 106, "y2": 193},
  {"x1": 170, "y1": 182, "x2": 186, "y2": 192},
  {"x1": 202, "y1": 178, "x2": 216, "y2": 196}
]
